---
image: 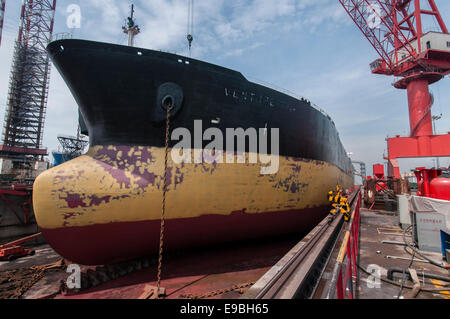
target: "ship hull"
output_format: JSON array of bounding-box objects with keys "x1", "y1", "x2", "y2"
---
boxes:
[
  {"x1": 33, "y1": 39, "x2": 354, "y2": 265},
  {"x1": 35, "y1": 146, "x2": 352, "y2": 265}
]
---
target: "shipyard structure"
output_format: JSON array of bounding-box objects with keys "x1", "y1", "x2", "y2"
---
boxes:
[
  {"x1": 0, "y1": 1, "x2": 449, "y2": 302},
  {"x1": 0, "y1": 0, "x2": 55, "y2": 241}
]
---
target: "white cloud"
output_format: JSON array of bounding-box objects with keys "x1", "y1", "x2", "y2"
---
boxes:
[{"x1": 0, "y1": 0, "x2": 449, "y2": 175}]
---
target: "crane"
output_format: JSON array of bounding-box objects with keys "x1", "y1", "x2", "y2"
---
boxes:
[
  {"x1": 0, "y1": 0, "x2": 5, "y2": 46},
  {"x1": 338, "y1": 0, "x2": 450, "y2": 178}
]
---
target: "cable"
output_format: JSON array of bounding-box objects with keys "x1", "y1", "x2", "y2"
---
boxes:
[
  {"x1": 397, "y1": 225, "x2": 416, "y2": 299},
  {"x1": 402, "y1": 225, "x2": 449, "y2": 269},
  {"x1": 359, "y1": 224, "x2": 450, "y2": 298},
  {"x1": 405, "y1": 244, "x2": 449, "y2": 269},
  {"x1": 387, "y1": 266, "x2": 450, "y2": 283},
  {"x1": 358, "y1": 264, "x2": 450, "y2": 295}
]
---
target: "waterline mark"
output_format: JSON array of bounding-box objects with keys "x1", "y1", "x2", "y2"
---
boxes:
[{"x1": 171, "y1": 120, "x2": 280, "y2": 175}]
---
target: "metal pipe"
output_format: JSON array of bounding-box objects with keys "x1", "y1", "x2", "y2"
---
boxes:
[
  {"x1": 381, "y1": 240, "x2": 408, "y2": 246},
  {"x1": 0, "y1": 232, "x2": 42, "y2": 249},
  {"x1": 385, "y1": 255, "x2": 430, "y2": 263},
  {"x1": 387, "y1": 267, "x2": 450, "y2": 283}
]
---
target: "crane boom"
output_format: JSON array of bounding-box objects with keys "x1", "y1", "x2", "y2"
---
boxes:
[
  {"x1": 339, "y1": 0, "x2": 413, "y2": 73},
  {"x1": 339, "y1": 0, "x2": 449, "y2": 76},
  {"x1": 339, "y1": 0, "x2": 450, "y2": 179}
]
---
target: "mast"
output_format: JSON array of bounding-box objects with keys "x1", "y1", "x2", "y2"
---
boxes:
[
  {"x1": 122, "y1": 4, "x2": 140, "y2": 47},
  {"x1": 187, "y1": 0, "x2": 194, "y2": 54}
]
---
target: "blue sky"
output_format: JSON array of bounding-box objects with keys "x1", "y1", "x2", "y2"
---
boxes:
[{"x1": 1, "y1": 0, "x2": 449, "y2": 179}]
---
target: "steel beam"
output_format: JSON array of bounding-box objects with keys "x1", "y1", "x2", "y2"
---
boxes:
[{"x1": 385, "y1": 133, "x2": 450, "y2": 178}]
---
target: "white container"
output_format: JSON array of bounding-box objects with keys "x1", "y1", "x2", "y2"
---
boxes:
[
  {"x1": 397, "y1": 194, "x2": 411, "y2": 229},
  {"x1": 410, "y1": 195, "x2": 450, "y2": 253},
  {"x1": 413, "y1": 211, "x2": 447, "y2": 253}
]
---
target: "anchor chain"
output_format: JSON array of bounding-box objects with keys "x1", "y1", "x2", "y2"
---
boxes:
[
  {"x1": 178, "y1": 282, "x2": 255, "y2": 299},
  {"x1": 156, "y1": 101, "x2": 173, "y2": 298},
  {"x1": 59, "y1": 256, "x2": 159, "y2": 294},
  {"x1": 57, "y1": 104, "x2": 173, "y2": 298}
]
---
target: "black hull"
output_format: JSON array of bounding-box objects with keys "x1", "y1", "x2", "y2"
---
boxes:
[{"x1": 47, "y1": 39, "x2": 353, "y2": 174}]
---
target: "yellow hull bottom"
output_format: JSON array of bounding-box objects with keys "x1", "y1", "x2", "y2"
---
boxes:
[{"x1": 33, "y1": 146, "x2": 353, "y2": 264}]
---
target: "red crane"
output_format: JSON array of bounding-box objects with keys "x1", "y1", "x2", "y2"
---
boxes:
[{"x1": 339, "y1": 0, "x2": 450, "y2": 178}]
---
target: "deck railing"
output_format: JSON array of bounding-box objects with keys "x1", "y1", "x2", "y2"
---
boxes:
[{"x1": 326, "y1": 187, "x2": 361, "y2": 299}]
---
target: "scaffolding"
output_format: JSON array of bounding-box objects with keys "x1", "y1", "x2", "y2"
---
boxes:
[
  {"x1": 0, "y1": 0, "x2": 56, "y2": 162},
  {"x1": 352, "y1": 161, "x2": 367, "y2": 183},
  {"x1": 56, "y1": 126, "x2": 88, "y2": 162}
]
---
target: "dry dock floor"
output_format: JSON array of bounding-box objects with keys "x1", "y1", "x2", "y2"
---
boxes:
[
  {"x1": 1, "y1": 236, "x2": 299, "y2": 299},
  {"x1": 1, "y1": 208, "x2": 449, "y2": 299},
  {"x1": 357, "y1": 208, "x2": 450, "y2": 299}
]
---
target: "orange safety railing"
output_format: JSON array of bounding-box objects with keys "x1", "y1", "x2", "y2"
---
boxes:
[{"x1": 326, "y1": 188, "x2": 361, "y2": 299}]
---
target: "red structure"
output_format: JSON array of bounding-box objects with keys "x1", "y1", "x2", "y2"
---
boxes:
[
  {"x1": 372, "y1": 164, "x2": 387, "y2": 191},
  {"x1": 339, "y1": 0, "x2": 450, "y2": 178},
  {"x1": 0, "y1": 184, "x2": 33, "y2": 225},
  {"x1": 415, "y1": 167, "x2": 450, "y2": 200},
  {"x1": 333, "y1": 191, "x2": 361, "y2": 299},
  {"x1": 373, "y1": 164, "x2": 385, "y2": 179},
  {"x1": 0, "y1": 232, "x2": 41, "y2": 261}
]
